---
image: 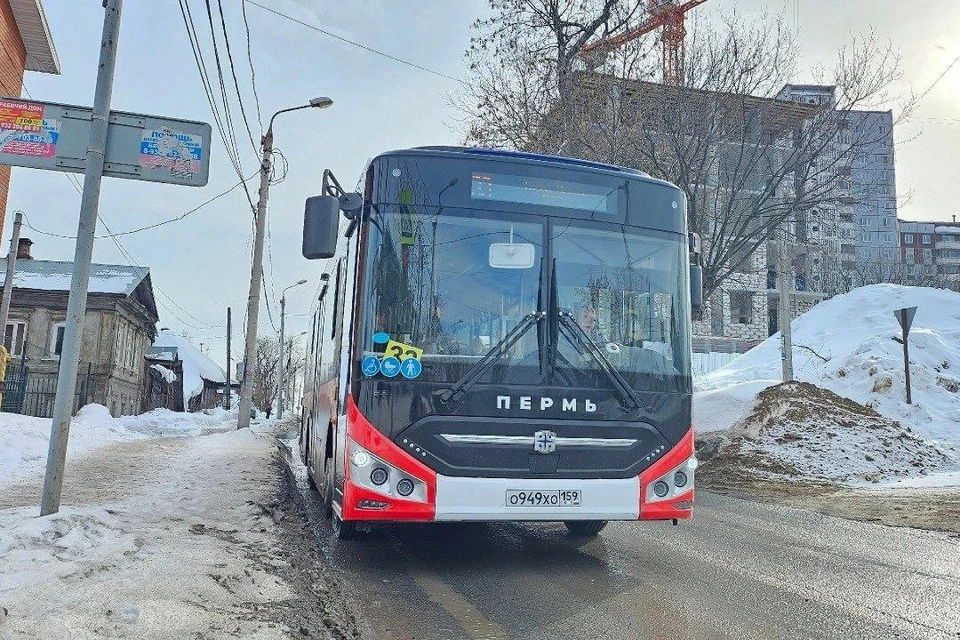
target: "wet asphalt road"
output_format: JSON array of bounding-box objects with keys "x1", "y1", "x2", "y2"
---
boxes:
[{"x1": 286, "y1": 457, "x2": 960, "y2": 640}]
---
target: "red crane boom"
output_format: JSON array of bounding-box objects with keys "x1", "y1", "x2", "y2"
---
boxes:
[{"x1": 579, "y1": 0, "x2": 711, "y2": 85}]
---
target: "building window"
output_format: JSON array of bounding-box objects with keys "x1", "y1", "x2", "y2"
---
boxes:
[
  {"x1": 903, "y1": 234, "x2": 914, "y2": 244},
  {"x1": 943, "y1": 234, "x2": 955, "y2": 242},
  {"x1": 729, "y1": 292, "x2": 754, "y2": 325},
  {"x1": 923, "y1": 249, "x2": 933, "y2": 263},
  {"x1": 50, "y1": 322, "x2": 66, "y2": 357},
  {"x1": 861, "y1": 233, "x2": 872, "y2": 243},
  {"x1": 4, "y1": 321, "x2": 27, "y2": 357},
  {"x1": 921, "y1": 234, "x2": 932, "y2": 244}
]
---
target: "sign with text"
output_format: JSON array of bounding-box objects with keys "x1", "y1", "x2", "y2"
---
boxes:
[{"x1": 0, "y1": 98, "x2": 211, "y2": 187}]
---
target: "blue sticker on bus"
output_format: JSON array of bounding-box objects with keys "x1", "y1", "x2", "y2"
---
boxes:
[
  {"x1": 400, "y1": 357, "x2": 422, "y2": 379},
  {"x1": 361, "y1": 356, "x2": 381, "y2": 377},
  {"x1": 373, "y1": 332, "x2": 390, "y2": 344},
  {"x1": 380, "y1": 356, "x2": 401, "y2": 377}
]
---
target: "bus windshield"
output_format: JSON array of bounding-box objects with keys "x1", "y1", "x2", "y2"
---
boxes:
[{"x1": 357, "y1": 206, "x2": 690, "y2": 391}]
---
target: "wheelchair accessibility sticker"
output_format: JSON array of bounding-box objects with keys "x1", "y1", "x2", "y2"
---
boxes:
[{"x1": 361, "y1": 355, "x2": 381, "y2": 377}]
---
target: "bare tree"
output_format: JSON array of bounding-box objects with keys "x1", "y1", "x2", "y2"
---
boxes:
[
  {"x1": 252, "y1": 336, "x2": 279, "y2": 414},
  {"x1": 457, "y1": 7, "x2": 907, "y2": 303}
]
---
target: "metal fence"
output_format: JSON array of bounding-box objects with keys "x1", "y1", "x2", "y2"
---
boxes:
[{"x1": 2, "y1": 362, "x2": 92, "y2": 418}]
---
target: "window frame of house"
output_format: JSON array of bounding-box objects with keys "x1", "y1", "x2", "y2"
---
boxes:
[
  {"x1": 921, "y1": 234, "x2": 932, "y2": 244},
  {"x1": 903, "y1": 233, "x2": 914, "y2": 244},
  {"x1": 729, "y1": 291, "x2": 754, "y2": 325},
  {"x1": 4, "y1": 320, "x2": 27, "y2": 358},
  {"x1": 49, "y1": 321, "x2": 67, "y2": 357}
]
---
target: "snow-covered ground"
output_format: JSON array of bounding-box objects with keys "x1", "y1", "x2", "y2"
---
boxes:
[
  {"x1": 0, "y1": 404, "x2": 236, "y2": 486},
  {"x1": 695, "y1": 284, "x2": 960, "y2": 487},
  {"x1": 0, "y1": 407, "x2": 349, "y2": 638}
]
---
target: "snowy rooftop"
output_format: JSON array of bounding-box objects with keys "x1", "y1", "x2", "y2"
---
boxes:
[
  {"x1": 0, "y1": 259, "x2": 149, "y2": 296},
  {"x1": 152, "y1": 330, "x2": 225, "y2": 400}
]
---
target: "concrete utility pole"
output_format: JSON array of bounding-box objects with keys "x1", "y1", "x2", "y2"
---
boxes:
[
  {"x1": 277, "y1": 279, "x2": 307, "y2": 420},
  {"x1": 237, "y1": 97, "x2": 332, "y2": 429},
  {"x1": 41, "y1": 0, "x2": 123, "y2": 516},
  {"x1": 778, "y1": 221, "x2": 794, "y2": 381},
  {"x1": 0, "y1": 211, "x2": 24, "y2": 333},
  {"x1": 225, "y1": 307, "x2": 231, "y2": 409}
]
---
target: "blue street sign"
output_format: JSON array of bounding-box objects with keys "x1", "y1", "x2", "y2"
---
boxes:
[
  {"x1": 380, "y1": 356, "x2": 401, "y2": 377},
  {"x1": 373, "y1": 332, "x2": 390, "y2": 344},
  {"x1": 400, "y1": 357, "x2": 422, "y2": 379},
  {"x1": 361, "y1": 355, "x2": 381, "y2": 377}
]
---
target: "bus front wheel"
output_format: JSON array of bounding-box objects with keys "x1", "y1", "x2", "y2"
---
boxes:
[
  {"x1": 564, "y1": 520, "x2": 608, "y2": 537},
  {"x1": 332, "y1": 511, "x2": 358, "y2": 540}
]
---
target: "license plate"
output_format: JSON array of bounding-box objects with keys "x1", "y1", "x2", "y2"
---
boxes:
[{"x1": 505, "y1": 489, "x2": 581, "y2": 507}]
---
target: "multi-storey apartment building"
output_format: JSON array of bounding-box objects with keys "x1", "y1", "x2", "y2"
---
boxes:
[
  {"x1": 778, "y1": 85, "x2": 899, "y2": 291},
  {"x1": 900, "y1": 217, "x2": 960, "y2": 290}
]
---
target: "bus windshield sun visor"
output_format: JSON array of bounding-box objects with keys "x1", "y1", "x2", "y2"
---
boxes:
[{"x1": 435, "y1": 311, "x2": 546, "y2": 405}]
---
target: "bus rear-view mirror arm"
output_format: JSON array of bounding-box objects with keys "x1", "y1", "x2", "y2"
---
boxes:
[{"x1": 303, "y1": 170, "x2": 364, "y2": 260}]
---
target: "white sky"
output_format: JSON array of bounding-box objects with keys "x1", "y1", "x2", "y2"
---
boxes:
[{"x1": 6, "y1": 0, "x2": 959, "y2": 369}]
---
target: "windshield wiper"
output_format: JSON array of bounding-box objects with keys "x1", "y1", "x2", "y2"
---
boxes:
[
  {"x1": 555, "y1": 311, "x2": 642, "y2": 410},
  {"x1": 436, "y1": 311, "x2": 545, "y2": 404}
]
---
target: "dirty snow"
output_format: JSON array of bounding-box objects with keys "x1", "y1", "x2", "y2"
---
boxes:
[
  {"x1": 701, "y1": 382, "x2": 952, "y2": 486},
  {"x1": 152, "y1": 330, "x2": 226, "y2": 401},
  {"x1": 697, "y1": 284, "x2": 960, "y2": 447},
  {"x1": 0, "y1": 404, "x2": 236, "y2": 485},
  {"x1": 0, "y1": 412, "x2": 313, "y2": 639}
]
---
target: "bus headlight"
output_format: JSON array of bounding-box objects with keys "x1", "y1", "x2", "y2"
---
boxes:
[
  {"x1": 645, "y1": 457, "x2": 695, "y2": 503},
  {"x1": 347, "y1": 438, "x2": 427, "y2": 503}
]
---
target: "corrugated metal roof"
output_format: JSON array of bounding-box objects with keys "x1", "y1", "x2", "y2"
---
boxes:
[
  {"x1": 0, "y1": 259, "x2": 149, "y2": 295},
  {"x1": 9, "y1": 0, "x2": 60, "y2": 74}
]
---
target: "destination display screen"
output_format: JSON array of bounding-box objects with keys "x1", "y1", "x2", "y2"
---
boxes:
[{"x1": 471, "y1": 172, "x2": 618, "y2": 215}]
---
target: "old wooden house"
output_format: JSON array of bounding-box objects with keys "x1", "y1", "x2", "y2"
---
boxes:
[{"x1": 0, "y1": 238, "x2": 159, "y2": 416}]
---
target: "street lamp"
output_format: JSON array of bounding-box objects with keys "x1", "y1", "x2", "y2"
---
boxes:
[
  {"x1": 238, "y1": 97, "x2": 333, "y2": 429},
  {"x1": 277, "y1": 279, "x2": 308, "y2": 419}
]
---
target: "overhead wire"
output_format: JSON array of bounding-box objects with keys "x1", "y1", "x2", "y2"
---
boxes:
[
  {"x1": 180, "y1": 0, "x2": 280, "y2": 332},
  {"x1": 244, "y1": 0, "x2": 468, "y2": 86},
  {"x1": 213, "y1": 0, "x2": 260, "y2": 157}
]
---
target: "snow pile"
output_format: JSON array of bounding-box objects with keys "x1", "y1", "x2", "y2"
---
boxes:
[
  {"x1": 0, "y1": 405, "x2": 142, "y2": 485},
  {"x1": 117, "y1": 406, "x2": 236, "y2": 438},
  {"x1": 701, "y1": 382, "x2": 952, "y2": 485},
  {"x1": 697, "y1": 284, "x2": 960, "y2": 446},
  {"x1": 152, "y1": 330, "x2": 226, "y2": 401},
  {"x1": 0, "y1": 405, "x2": 238, "y2": 486}
]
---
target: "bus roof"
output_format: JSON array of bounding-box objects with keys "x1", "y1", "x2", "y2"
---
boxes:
[{"x1": 372, "y1": 146, "x2": 663, "y2": 184}]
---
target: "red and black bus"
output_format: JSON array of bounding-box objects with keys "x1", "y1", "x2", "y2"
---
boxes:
[{"x1": 300, "y1": 146, "x2": 700, "y2": 538}]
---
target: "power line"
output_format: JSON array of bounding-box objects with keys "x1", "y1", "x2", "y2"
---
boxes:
[
  {"x1": 240, "y1": 0, "x2": 264, "y2": 135},
  {"x1": 915, "y1": 51, "x2": 960, "y2": 105},
  {"x1": 22, "y1": 172, "x2": 258, "y2": 240},
  {"x1": 244, "y1": 0, "x2": 467, "y2": 86},
  {"x1": 179, "y1": 0, "x2": 258, "y2": 214},
  {"x1": 213, "y1": 0, "x2": 260, "y2": 157}
]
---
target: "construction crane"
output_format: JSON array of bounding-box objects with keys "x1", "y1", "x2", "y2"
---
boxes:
[{"x1": 578, "y1": 0, "x2": 711, "y2": 85}]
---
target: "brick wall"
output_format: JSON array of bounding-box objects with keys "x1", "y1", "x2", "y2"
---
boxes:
[{"x1": 0, "y1": 0, "x2": 26, "y2": 242}]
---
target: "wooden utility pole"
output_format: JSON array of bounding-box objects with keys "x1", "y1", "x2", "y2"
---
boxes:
[
  {"x1": 0, "y1": 211, "x2": 23, "y2": 332},
  {"x1": 225, "y1": 307, "x2": 231, "y2": 409}
]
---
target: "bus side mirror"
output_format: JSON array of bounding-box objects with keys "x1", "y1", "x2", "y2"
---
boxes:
[
  {"x1": 302, "y1": 195, "x2": 340, "y2": 260},
  {"x1": 690, "y1": 265, "x2": 703, "y2": 314}
]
